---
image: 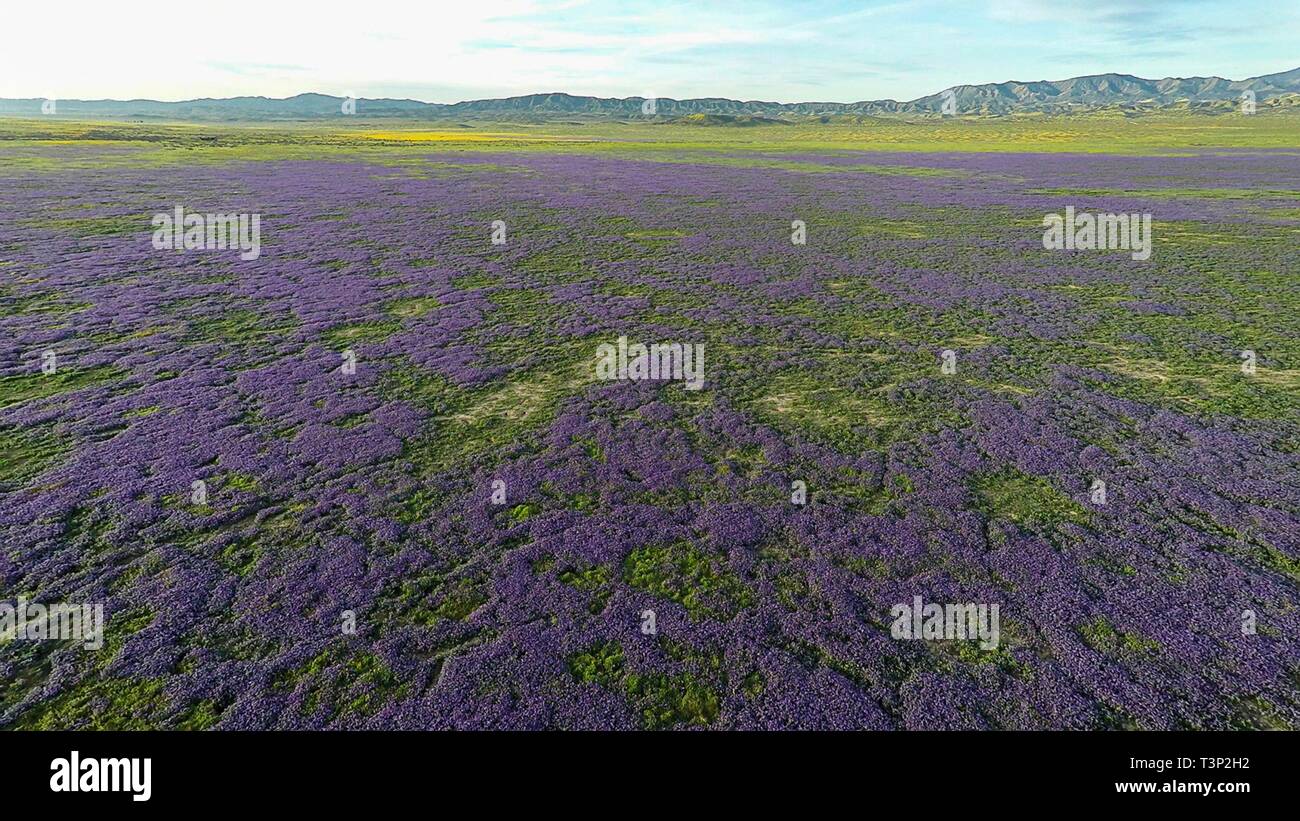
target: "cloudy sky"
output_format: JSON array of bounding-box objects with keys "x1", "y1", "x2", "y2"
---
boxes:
[{"x1": 4, "y1": 0, "x2": 1297, "y2": 103}]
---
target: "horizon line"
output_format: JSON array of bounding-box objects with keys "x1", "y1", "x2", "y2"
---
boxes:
[{"x1": 7, "y1": 65, "x2": 1298, "y2": 109}]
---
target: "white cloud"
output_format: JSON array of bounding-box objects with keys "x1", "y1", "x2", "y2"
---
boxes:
[{"x1": 0, "y1": 0, "x2": 1294, "y2": 102}]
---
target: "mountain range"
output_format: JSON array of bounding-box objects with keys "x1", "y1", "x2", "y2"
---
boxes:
[{"x1": 3, "y1": 67, "x2": 1298, "y2": 121}]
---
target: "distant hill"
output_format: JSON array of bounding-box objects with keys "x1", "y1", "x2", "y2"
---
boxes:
[
  {"x1": 663, "y1": 113, "x2": 792, "y2": 127},
  {"x1": 3, "y1": 67, "x2": 1298, "y2": 121}
]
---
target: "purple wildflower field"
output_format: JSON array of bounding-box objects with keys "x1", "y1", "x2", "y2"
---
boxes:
[{"x1": 1, "y1": 136, "x2": 1298, "y2": 731}]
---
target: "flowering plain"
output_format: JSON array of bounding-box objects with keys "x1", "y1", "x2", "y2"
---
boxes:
[{"x1": 1, "y1": 115, "x2": 1298, "y2": 729}]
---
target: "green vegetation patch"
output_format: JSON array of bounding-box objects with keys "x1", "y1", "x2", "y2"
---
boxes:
[
  {"x1": 568, "y1": 641, "x2": 625, "y2": 687},
  {"x1": 1078, "y1": 616, "x2": 1160, "y2": 659},
  {"x1": 385, "y1": 296, "x2": 440, "y2": 319},
  {"x1": 1, "y1": 291, "x2": 93, "y2": 318},
  {"x1": 41, "y1": 213, "x2": 150, "y2": 237},
  {"x1": 15, "y1": 677, "x2": 170, "y2": 730},
  {"x1": 0, "y1": 425, "x2": 71, "y2": 491},
  {"x1": 566, "y1": 641, "x2": 723, "y2": 729},
  {"x1": 0, "y1": 365, "x2": 127, "y2": 411},
  {"x1": 557, "y1": 562, "x2": 613, "y2": 613},
  {"x1": 272, "y1": 648, "x2": 406, "y2": 719},
  {"x1": 374, "y1": 570, "x2": 489, "y2": 627},
  {"x1": 383, "y1": 357, "x2": 593, "y2": 520},
  {"x1": 625, "y1": 671, "x2": 721, "y2": 729},
  {"x1": 322, "y1": 319, "x2": 402, "y2": 348},
  {"x1": 971, "y1": 468, "x2": 1090, "y2": 530},
  {"x1": 623, "y1": 541, "x2": 753, "y2": 621}
]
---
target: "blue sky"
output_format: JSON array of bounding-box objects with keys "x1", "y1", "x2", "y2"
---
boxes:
[{"x1": 4, "y1": 0, "x2": 1297, "y2": 102}]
